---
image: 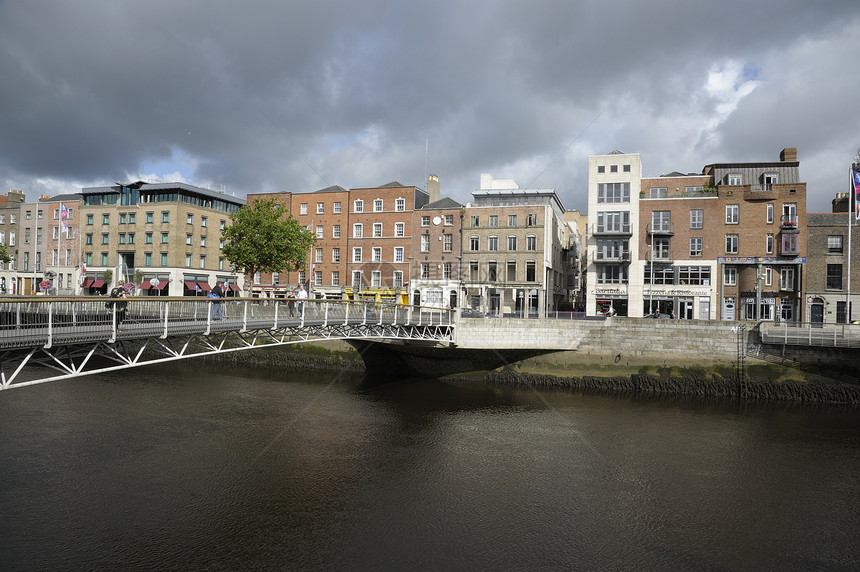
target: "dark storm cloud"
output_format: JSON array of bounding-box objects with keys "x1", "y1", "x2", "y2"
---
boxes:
[{"x1": 1, "y1": 0, "x2": 859, "y2": 212}]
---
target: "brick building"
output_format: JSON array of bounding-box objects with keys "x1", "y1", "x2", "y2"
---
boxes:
[{"x1": 806, "y1": 193, "x2": 859, "y2": 324}]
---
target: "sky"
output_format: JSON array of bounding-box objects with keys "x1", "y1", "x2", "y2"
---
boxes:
[{"x1": 1, "y1": 0, "x2": 859, "y2": 214}]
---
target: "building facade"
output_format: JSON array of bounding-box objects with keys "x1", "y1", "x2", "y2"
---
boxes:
[{"x1": 806, "y1": 193, "x2": 859, "y2": 324}]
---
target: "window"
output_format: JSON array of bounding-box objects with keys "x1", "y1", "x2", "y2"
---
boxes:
[
  {"x1": 314, "y1": 271, "x2": 322, "y2": 285},
  {"x1": 470, "y1": 215, "x2": 479, "y2": 227},
  {"x1": 220, "y1": 220, "x2": 226, "y2": 231},
  {"x1": 507, "y1": 235, "x2": 517, "y2": 251},
  {"x1": 332, "y1": 271, "x2": 340, "y2": 286},
  {"x1": 161, "y1": 232, "x2": 169, "y2": 244},
  {"x1": 395, "y1": 198, "x2": 405, "y2": 211},
  {"x1": 653, "y1": 238, "x2": 671, "y2": 261},
  {"x1": 199, "y1": 255, "x2": 206, "y2": 269},
  {"x1": 298, "y1": 271, "x2": 305, "y2": 285},
  {"x1": 316, "y1": 202, "x2": 324, "y2": 214},
  {"x1": 332, "y1": 248, "x2": 340, "y2": 263},
  {"x1": 726, "y1": 204, "x2": 739, "y2": 224},
  {"x1": 394, "y1": 247, "x2": 404, "y2": 262},
  {"x1": 442, "y1": 234, "x2": 452, "y2": 252},
  {"x1": 86, "y1": 214, "x2": 93, "y2": 225},
  {"x1": 200, "y1": 216, "x2": 205, "y2": 227},
  {"x1": 442, "y1": 263, "x2": 451, "y2": 280},
  {"x1": 781, "y1": 233, "x2": 799, "y2": 256},
  {"x1": 507, "y1": 214, "x2": 518, "y2": 226},
  {"x1": 102, "y1": 233, "x2": 109, "y2": 245},
  {"x1": 488, "y1": 236, "x2": 498, "y2": 251},
  {"x1": 597, "y1": 264, "x2": 626, "y2": 284},
  {"x1": 128, "y1": 233, "x2": 135, "y2": 244},
  {"x1": 487, "y1": 261, "x2": 497, "y2": 281},
  {"x1": 780, "y1": 267, "x2": 795, "y2": 291},
  {"x1": 652, "y1": 211, "x2": 671, "y2": 232},
  {"x1": 597, "y1": 165, "x2": 605, "y2": 173},
  {"x1": 764, "y1": 173, "x2": 778, "y2": 190},
  {"x1": 316, "y1": 225, "x2": 324, "y2": 239},
  {"x1": 690, "y1": 238, "x2": 702, "y2": 257},
  {"x1": 726, "y1": 234, "x2": 738, "y2": 254},
  {"x1": 353, "y1": 223, "x2": 363, "y2": 238},
  {"x1": 767, "y1": 203, "x2": 774, "y2": 224},
  {"x1": 526, "y1": 235, "x2": 537, "y2": 251},
  {"x1": 596, "y1": 238, "x2": 629, "y2": 260},
  {"x1": 724, "y1": 266, "x2": 737, "y2": 286},
  {"x1": 161, "y1": 253, "x2": 168, "y2": 266},
  {"x1": 686, "y1": 186, "x2": 704, "y2": 194},
  {"x1": 144, "y1": 252, "x2": 152, "y2": 267},
  {"x1": 373, "y1": 223, "x2": 383, "y2": 238},
  {"x1": 765, "y1": 267, "x2": 773, "y2": 286},
  {"x1": 315, "y1": 248, "x2": 323, "y2": 263},
  {"x1": 420, "y1": 263, "x2": 430, "y2": 279},
  {"x1": 146, "y1": 212, "x2": 154, "y2": 224},
  {"x1": 444, "y1": 215, "x2": 453, "y2": 226},
  {"x1": 421, "y1": 216, "x2": 430, "y2": 227},
  {"x1": 38, "y1": 210, "x2": 43, "y2": 219},
  {"x1": 101, "y1": 253, "x2": 108, "y2": 266},
  {"x1": 394, "y1": 223, "x2": 404, "y2": 237},
  {"x1": 352, "y1": 247, "x2": 362, "y2": 262},
  {"x1": 272, "y1": 273, "x2": 280, "y2": 285},
  {"x1": 728, "y1": 174, "x2": 742, "y2": 185},
  {"x1": 506, "y1": 260, "x2": 517, "y2": 281},
  {"x1": 333, "y1": 225, "x2": 341, "y2": 238},
  {"x1": 421, "y1": 234, "x2": 430, "y2": 252},
  {"x1": 373, "y1": 199, "x2": 383, "y2": 212},
  {"x1": 623, "y1": 164, "x2": 631, "y2": 173},
  {"x1": 469, "y1": 261, "x2": 479, "y2": 280},
  {"x1": 469, "y1": 236, "x2": 479, "y2": 251},
  {"x1": 354, "y1": 199, "x2": 363, "y2": 213},
  {"x1": 102, "y1": 214, "x2": 110, "y2": 225},
  {"x1": 162, "y1": 211, "x2": 170, "y2": 223},
  {"x1": 219, "y1": 257, "x2": 224, "y2": 270},
  {"x1": 185, "y1": 254, "x2": 192, "y2": 266},
  {"x1": 186, "y1": 234, "x2": 193, "y2": 246},
  {"x1": 186, "y1": 213, "x2": 194, "y2": 225},
  {"x1": 371, "y1": 271, "x2": 381, "y2": 287},
  {"x1": 393, "y1": 271, "x2": 403, "y2": 288},
  {"x1": 827, "y1": 235, "x2": 844, "y2": 253},
  {"x1": 650, "y1": 187, "x2": 667, "y2": 198},
  {"x1": 488, "y1": 215, "x2": 498, "y2": 227},
  {"x1": 597, "y1": 182, "x2": 631, "y2": 203},
  {"x1": 351, "y1": 271, "x2": 361, "y2": 287},
  {"x1": 766, "y1": 234, "x2": 774, "y2": 254},
  {"x1": 610, "y1": 165, "x2": 618, "y2": 173},
  {"x1": 300, "y1": 203, "x2": 308, "y2": 215},
  {"x1": 644, "y1": 265, "x2": 673, "y2": 285},
  {"x1": 678, "y1": 266, "x2": 711, "y2": 286},
  {"x1": 597, "y1": 211, "x2": 630, "y2": 233},
  {"x1": 372, "y1": 247, "x2": 382, "y2": 262},
  {"x1": 690, "y1": 209, "x2": 703, "y2": 229},
  {"x1": 118, "y1": 213, "x2": 127, "y2": 224}
]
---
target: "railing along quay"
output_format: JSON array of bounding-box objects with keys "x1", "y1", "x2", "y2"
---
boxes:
[
  {"x1": 759, "y1": 321, "x2": 860, "y2": 348},
  {"x1": 0, "y1": 296, "x2": 455, "y2": 349}
]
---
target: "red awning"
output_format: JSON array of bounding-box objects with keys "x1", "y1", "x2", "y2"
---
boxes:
[
  {"x1": 197, "y1": 282, "x2": 212, "y2": 292},
  {"x1": 229, "y1": 284, "x2": 241, "y2": 292},
  {"x1": 157, "y1": 280, "x2": 168, "y2": 289},
  {"x1": 140, "y1": 282, "x2": 152, "y2": 290},
  {"x1": 91, "y1": 279, "x2": 105, "y2": 288},
  {"x1": 81, "y1": 278, "x2": 94, "y2": 288},
  {"x1": 183, "y1": 280, "x2": 197, "y2": 290}
]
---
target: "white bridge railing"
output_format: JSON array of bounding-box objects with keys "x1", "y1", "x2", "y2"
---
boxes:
[
  {"x1": 0, "y1": 297, "x2": 454, "y2": 349},
  {"x1": 759, "y1": 321, "x2": 860, "y2": 348}
]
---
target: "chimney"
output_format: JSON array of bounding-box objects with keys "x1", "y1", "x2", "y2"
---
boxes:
[
  {"x1": 780, "y1": 147, "x2": 797, "y2": 162},
  {"x1": 833, "y1": 193, "x2": 849, "y2": 213},
  {"x1": 427, "y1": 174, "x2": 440, "y2": 203}
]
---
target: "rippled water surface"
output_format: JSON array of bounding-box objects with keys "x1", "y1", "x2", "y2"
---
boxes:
[{"x1": 1, "y1": 364, "x2": 858, "y2": 570}]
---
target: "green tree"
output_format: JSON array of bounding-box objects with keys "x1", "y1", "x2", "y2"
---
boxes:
[
  {"x1": 222, "y1": 198, "x2": 316, "y2": 282},
  {"x1": 0, "y1": 243, "x2": 11, "y2": 265}
]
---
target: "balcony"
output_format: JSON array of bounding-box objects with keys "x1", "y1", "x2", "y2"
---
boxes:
[
  {"x1": 647, "y1": 222, "x2": 674, "y2": 236},
  {"x1": 780, "y1": 215, "x2": 799, "y2": 232},
  {"x1": 592, "y1": 223, "x2": 632, "y2": 237},
  {"x1": 595, "y1": 251, "x2": 630, "y2": 263}
]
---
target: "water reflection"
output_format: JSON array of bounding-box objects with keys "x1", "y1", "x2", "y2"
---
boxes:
[{"x1": 0, "y1": 363, "x2": 858, "y2": 570}]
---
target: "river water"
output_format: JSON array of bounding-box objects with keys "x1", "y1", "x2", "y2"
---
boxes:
[{"x1": 1, "y1": 363, "x2": 858, "y2": 571}]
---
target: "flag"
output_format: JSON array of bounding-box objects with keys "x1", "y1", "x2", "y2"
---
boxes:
[
  {"x1": 60, "y1": 203, "x2": 68, "y2": 234},
  {"x1": 81, "y1": 261, "x2": 86, "y2": 276},
  {"x1": 853, "y1": 166, "x2": 860, "y2": 221}
]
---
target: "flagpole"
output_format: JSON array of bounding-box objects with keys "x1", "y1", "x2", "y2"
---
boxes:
[{"x1": 56, "y1": 206, "x2": 61, "y2": 295}]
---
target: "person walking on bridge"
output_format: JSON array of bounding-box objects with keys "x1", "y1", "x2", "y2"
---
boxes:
[{"x1": 297, "y1": 284, "x2": 308, "y2": 316}]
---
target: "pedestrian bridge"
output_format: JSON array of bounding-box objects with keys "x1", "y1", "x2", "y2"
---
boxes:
[{"x1": 1, "y1": 298, "x2": 857, "y2": 390}]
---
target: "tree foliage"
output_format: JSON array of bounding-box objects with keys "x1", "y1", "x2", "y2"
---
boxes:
[
  {"x1": 222, "y1": 198, "x2": 316, "y2": 281},
  {"x1": 0, "y1": 243, "x2": 11, "y2": 265}
]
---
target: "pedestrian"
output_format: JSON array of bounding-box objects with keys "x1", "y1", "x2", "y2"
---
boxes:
[
  {"x1": 287, "y1": 290, "x2": 296, "y2": 317},
  {"x1": 669, "y1": 309, "x2": 676, "y2": 319},
  {"x1": 109, "y1": 280, "x2": 128, "y2": 332},
  {"x1": 209, "y1": 281, "x2": 224, "y2": 320},
  {"x1": 297, "y1": 283, "x2": 308, "y2": 315}
]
